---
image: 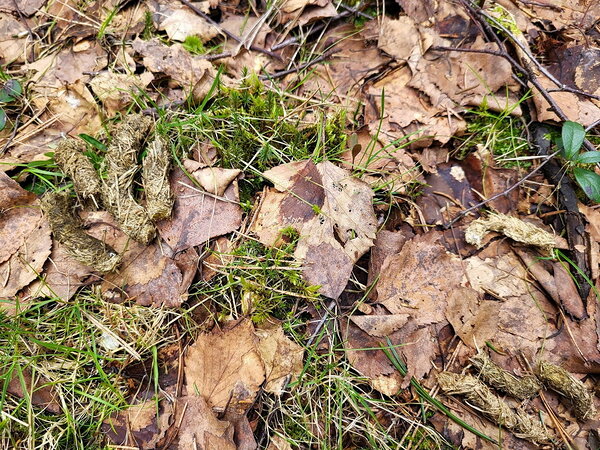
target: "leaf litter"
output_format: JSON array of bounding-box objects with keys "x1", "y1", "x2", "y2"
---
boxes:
[{"x1": 2, "y1": 0, "x2": 600, "y2": 447}]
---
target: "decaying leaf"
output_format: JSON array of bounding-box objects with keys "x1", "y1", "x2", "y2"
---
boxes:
[
  {"x1": 22, "y1": 240, "x2": 93, "y2": 301},
  {"x1": 256, "y1": 319, "x2": 304, "y2": 395},
  {"x1": 252, "y1": 160, "x2": 377, "y2": 299},
  {"x1": 131, "y1": 38, "x2": 216, "y2": 101},
  {"x1": 7, "y1": 368, "x2": 61, "y2": 414},
  {"x1": 103, "y1": 399, "x2": 174, "y2": 449},
  {"x1": 157, "y1": 167, "x2": 242, "y2": 252},
  {"x1": 173, "y1": 395, "x2": 236, "y2": 450},
  {"x1": 184, "y1": 319, "x2": 265, "y2": 410},
  {"x1": 0, "y1": 174, "x2": 52, "y2": 306}
]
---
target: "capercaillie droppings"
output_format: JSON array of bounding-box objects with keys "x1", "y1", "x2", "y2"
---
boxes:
[
  {"x1": 40, "y1": 191, "x2": 120, "y2": 273},
  {"x1": 142, "y1": 135, "x2": 173, "y2": 220},
  {"x1": 54, "y1": 138, "x2": 102, "y2": 199},
  {"x1": 437, "y1": 372, "x2": 554, "y2": 445},
  {"x1": 536, "y1": 360, "x2": 597, "y2": 420},
  {"x1": 470, "y1": 352, "x2": 541, "y2": 400},
  {"x1": 101, "y1": 113, "x2": 156, "y2": 244}
]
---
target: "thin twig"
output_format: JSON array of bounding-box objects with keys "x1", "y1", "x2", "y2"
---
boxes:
[
  {"x1": 259, "y1": 48, "x2": 338, "y2": 80},
  {"x1": 443, "y1": 150, "x2": 560, "y2": 228}
]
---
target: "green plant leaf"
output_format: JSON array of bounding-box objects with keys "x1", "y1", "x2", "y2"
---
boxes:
[
  {"x1": 0, "y1": 79, "x2": 22, "y2": 103},
  {"x1": 574, "y1": 151, "x2": 600, "y2": 164},
  {"x1": 562, "y1": 121, "x2": 585, "y2": 160},
  {"x1": 79, "y1": 133, "x2": 107, "y2": 151},
  {"x1": 574, "y1": 167, "x2": 600, "y2": 202},
  {"x1": 0, "y1": 108, "x2": 6, "y2": 131}
]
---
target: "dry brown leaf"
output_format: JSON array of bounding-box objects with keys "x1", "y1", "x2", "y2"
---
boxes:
[
  {"x1": 367, "y1": 229, "x2": 413, "y2": 295},
  {"x1": 0, "y1": 13, "x2": 29, "y2": 64},
  {"x1": 376, "y1": 232, "x2": 463, "y2": 321},
  {"x1": 22, "y1": 240, "x2": 93, "y2": 301},
  {"x1": 532, "y1": 75, "x2": 600, "y2": 126},
  {"x1": 7, "y1": 368, "x2": 60, "y2": 414},
  {"x1": 343, "y1": 316, "x2": 403, "y2": 395},
  {"x1": 256, "y1": 319, "x2": 304, "y2": 395},
  {"x1": 184, "y1": 319, "x2": 265, "y2": 410},
  {"x1": 298, "y1": 23, "x2": 390, "y2": 113},
  {"x1": 365, "y1": 66, "x2": 466, "y2": 147},
  {"x1": 81, "y1": 211, "x2": 197, "y2": 307},
  {"x1": 157, "y1": 167, "x2": 242, "y2": 253},
  {"x1": 132, "y1": 38, "x2": 216, "y2": 101},
  {"x1": 278, "y1": 0, "x2": 329, "y2": 23},
  {"x1": 0, "y1": 0, "x2": 44, "y2": 16},
  {"x1": 174, "y1": 395, "x2": 236, "y2": 450},
  {"x1": 252, "y1": 160, "x2": 377, "y2": 299},
  {"x1": 103, "y1": 399, "x2": 174, "y2": 449},
  {"x1": 160, "y1": 8, "x2": 219, "y2": 42},
  {"x1": 0, "y1": 173, "x2": 39, "y2": 264},
  {"x1": 0, "y1": 174, "x2": 52, "y2": 309},
  {"x1": 511, "y1": 0, "x2": 600, "y2": 32}
]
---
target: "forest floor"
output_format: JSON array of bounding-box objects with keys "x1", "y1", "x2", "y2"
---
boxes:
[{"x1": 1, "y1": 0, "x2": 600, "y2": 449}]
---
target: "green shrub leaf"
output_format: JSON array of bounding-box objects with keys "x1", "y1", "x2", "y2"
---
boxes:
[
  {"x1": 575, "y1": 151, "x2": 600, "y2": 164},
  {"x1": 562, "y1": 121, "x2": 585, "y2": 160},
  {"x1": 0, "y1": 108, "x2": 6, "y2": 131},
  {"x1": 0, "y1": 79, "x2": 22, "y2": 103},
  {"x1": 574, "y1": 167, "x2": 600, "y2": 202}
]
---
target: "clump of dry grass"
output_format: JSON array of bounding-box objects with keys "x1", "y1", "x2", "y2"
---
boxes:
[
  {"x1": 40, "y1": 191, "x2": 120, "y2": 273},
  {"x1": 536, "y1": 360, "x2": 597, "y2": 420}
]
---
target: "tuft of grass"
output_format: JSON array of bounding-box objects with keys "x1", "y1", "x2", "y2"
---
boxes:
[
  {"x1": 0, "y1": 290, "x2": 199, "y2": 450},
  {"x1": 156, "y1": 72, "x2": 348, "y2": 199},
  {"x1": 453, "y1": 95, "x2": 531, "y2": 169},
  {"x1": 195, "y1": 228, "x2": 319, "y2": 324}
]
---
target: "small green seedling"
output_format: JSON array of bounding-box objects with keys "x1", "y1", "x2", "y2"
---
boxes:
[
  {"x1": 560, "y1": 121, "x2": 600, "y2": 202},
  {"x1": 0, "y1": 79, "x2": 22, "y2": 131}
]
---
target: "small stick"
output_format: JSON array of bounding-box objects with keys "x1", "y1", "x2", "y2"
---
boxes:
[
  {"x1": 443, "y1": 150, "x2": 559, "y2": 228},
  {"x1": 260, "y1": 48, "x2": 338, "y2": 80}
]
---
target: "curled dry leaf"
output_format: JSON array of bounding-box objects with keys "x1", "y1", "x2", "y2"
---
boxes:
[
  {"x1": 160, "y1": 8, "x2": 220, "y2": 42},
  {"x1": 184, "y1": 319, "x2": 265, "y2": 410},
  {"x1": 157, "y1": 167, "x2": 242, "y2": 253},
  {"x1": 252, "y1": 160, "x2": 377, "y2": 299}
]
